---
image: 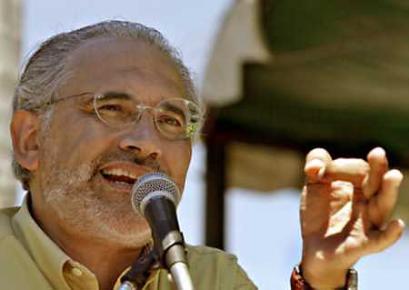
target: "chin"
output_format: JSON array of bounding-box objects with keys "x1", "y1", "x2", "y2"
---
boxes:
[
  {"x1": 41, "y1": 178, "x2": 153, "y2": 248},
  {"x1": 91, "y1": 214, "x2": 153, "y2": 248}
]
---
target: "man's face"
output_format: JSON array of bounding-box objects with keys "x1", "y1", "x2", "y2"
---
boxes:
[{"x1": 32, "y1": 37, "x2": 192, "y2": 247}]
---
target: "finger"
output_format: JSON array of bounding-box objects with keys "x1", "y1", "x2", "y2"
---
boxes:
[
  {"x1": 363, "y1": 147, "x2": 388, "y2": 199},
  {"x1": 325, "y1": 181, "x2": 354, "y2": 236},
  {"x1": 368, "y1": 169, "x2": 403, "y2": 227},
  {"x1": 365, "y1": 219, "x2": 405, "y2": 254},
  {"x1": 325, "y1": 159, "x2": 369, "y2": 187},
  {"x1": 304, "y1": 148, "x2": 332, "y2": 183},
  {"x1": 300, "y1": 184, "x2": 333, "y2": 236}
]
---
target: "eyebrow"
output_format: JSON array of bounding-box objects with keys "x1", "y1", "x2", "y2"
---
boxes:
[
  {"x1": 160, "y1": 102, "x2": 186, "y2": 118},
  {"x1": 99, "y1": 91, "x2": 133, "y2": 101},
  {"x1": 50, "y1": 91, "x2": 93, "y2": 106},
  {"x1": 99, "y1": 91, "x2": 171, "y2": 105}
]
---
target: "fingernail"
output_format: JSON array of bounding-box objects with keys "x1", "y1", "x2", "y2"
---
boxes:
[
  {"x1": 305, "y1": 159, "x2": 324, "y2": 170},
  {"x1": 317, "y1": 166, "x2": 325, "y2": 179},
  {"x1": 371, "y1": 147, "x2": 386, "y2": 159},
  {"x1": 397, "y1": 219, "x2": 406, "y2": 228},
  {"x1": 385, "y1": 169, "x2": 403, "y2": 185}
]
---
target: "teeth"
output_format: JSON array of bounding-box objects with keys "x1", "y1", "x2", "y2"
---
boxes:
[{"x1": 102, "y1": 168, "x2": 138, "y2": 180}]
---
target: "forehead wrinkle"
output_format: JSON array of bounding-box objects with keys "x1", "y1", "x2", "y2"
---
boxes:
[
  {"x1": 61, "y1": 62, "x2": 185, "y2": 101},
  {"x1": 119, "y1": 65, "x2": 184, "y2": 91},
  {"x1": 99, "y1": 90, "x2": 167, "y2": 105}
]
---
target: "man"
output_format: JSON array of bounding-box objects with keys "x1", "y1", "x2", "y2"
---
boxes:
[{"x1": 1, "y1": 20, "x2": 404, "y2": 289}]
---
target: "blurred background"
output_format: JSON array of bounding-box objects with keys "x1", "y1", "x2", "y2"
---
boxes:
[{"x1": 0, "y1": 0, "x2": 408, "y2": 289}]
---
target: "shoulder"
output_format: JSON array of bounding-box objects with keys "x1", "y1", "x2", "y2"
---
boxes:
[
  {"x1": 0, "y1": 207, "x2": 19, "y2": 239},
  {"x1": 186, "y1": 245, "x2": 257, "y2": 289},
  {"x1": 187, "y1": 244, "x2": 238, "y2": 264},
  {"x1": 0, "y1": 207, "x2": 52, "y2": 289}
]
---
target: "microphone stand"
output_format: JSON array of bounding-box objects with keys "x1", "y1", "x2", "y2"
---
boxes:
[
  {"x1": 118, "y1": 232, "x2": 194, "y2": 290},
  {"x1": 118, "y1": 247, "x2": 159, "y2": 290},
  {"x1": 162, "y1": 231, "x2": 194, "y2": 290}
]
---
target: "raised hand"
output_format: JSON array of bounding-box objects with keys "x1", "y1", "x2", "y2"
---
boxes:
[{"x1": 300, "y1": 147, "x2": 405, "y2": 289}]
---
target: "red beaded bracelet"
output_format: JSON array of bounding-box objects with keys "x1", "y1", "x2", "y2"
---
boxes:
[{"x1": 290, "y1": 266, "x2": 358, "y2": 290}]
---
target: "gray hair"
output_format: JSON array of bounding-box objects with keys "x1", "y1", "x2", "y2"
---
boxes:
[{"x1": 12, "y1": 20, "x2": 199, "y2": 190}]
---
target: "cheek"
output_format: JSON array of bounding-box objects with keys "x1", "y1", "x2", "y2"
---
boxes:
[
  {"x1": 44, "y1": 114, "x2": 117, "y2": 167},
  {"x1": 165, "y1": 142, "x2": 192, "y2": 188}
]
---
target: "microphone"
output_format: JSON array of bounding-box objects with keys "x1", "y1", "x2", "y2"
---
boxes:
[{"x1": 131, "y1": 172, "x2": 194, "y2": 290}]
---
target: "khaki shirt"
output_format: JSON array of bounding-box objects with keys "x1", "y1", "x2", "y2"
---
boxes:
[{"x1": 0, "y1": 200, "x2": 256, "y2": 290}]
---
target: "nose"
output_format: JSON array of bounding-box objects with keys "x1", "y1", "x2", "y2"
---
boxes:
[{"x1": 118, "y1": 114, "x2": 162, "y2": 161}]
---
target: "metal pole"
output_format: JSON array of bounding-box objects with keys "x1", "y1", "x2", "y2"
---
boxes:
[{"x1": 0, "y1": 0, "x2": 21, "y2": 207}]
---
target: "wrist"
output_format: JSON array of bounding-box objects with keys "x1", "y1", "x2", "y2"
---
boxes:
[
  {"x1": 290, "y1": 265, "x2": 358, "y2": 290},
  {"x1": 300, "y1": 263, "x2": 347, "y2": 289}
]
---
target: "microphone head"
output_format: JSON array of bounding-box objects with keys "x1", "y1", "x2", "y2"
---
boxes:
[{"x1": 131, "y1": 172, "x2": 181, "y2": 216}]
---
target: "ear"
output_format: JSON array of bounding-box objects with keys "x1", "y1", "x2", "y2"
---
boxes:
[{"x1": 10, "y1": 110, "x2": 41, "y2": 172}]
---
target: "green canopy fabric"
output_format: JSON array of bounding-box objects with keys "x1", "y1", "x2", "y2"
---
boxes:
[
  {"x1": 216, "y1": 0, "x2": 409, "y2": 164},
  {"x1": 210, "y1": 0, "x2": 409, "y2": 220}
]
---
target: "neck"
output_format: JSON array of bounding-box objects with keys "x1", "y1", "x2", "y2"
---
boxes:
[{"x1": 30, "y1": 200, "x2": 145, "y2": 290}]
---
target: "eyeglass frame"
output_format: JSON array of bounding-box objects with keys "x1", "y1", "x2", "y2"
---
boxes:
[{"x1": 28, "y1": 91, "x2": 203, "y2": 140}]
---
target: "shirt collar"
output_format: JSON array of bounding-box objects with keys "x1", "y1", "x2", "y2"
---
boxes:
[
  {"x1": 9, "y1": 195, "x2": 161, "y2": 290},
  {"x1": 11, "y1": 195, "x2": 72, "y2": 290}
]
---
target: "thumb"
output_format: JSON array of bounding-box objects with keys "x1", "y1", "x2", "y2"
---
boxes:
[{"x1": 365, "y1": 219, "x2": 405, "y2": 254}]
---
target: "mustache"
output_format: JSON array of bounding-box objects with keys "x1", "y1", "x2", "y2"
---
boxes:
[{"x1": 89, "y1": 151, "x2": 163, "y2": 178}]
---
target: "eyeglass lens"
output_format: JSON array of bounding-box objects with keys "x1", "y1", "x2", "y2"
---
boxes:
[{"x1": 94, "y1": 93, "x2": 201, "y2": 139}]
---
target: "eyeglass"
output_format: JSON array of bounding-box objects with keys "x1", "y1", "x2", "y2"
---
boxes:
[
  {"x1": 34, "y1": 91, "x2": 203, "y2": 140},
  {"x1": 93, "y1": 92, "x2": 202, "y2": 140}
]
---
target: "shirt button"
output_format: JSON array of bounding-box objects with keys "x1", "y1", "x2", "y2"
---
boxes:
[{"x1": 71, "y1": 267, "x2": 83, "y2": 277}]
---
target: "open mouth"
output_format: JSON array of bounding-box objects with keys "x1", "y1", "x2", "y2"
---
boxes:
[{"x1": 100, "y1": 166, "x2": 140, "y2": 191}]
